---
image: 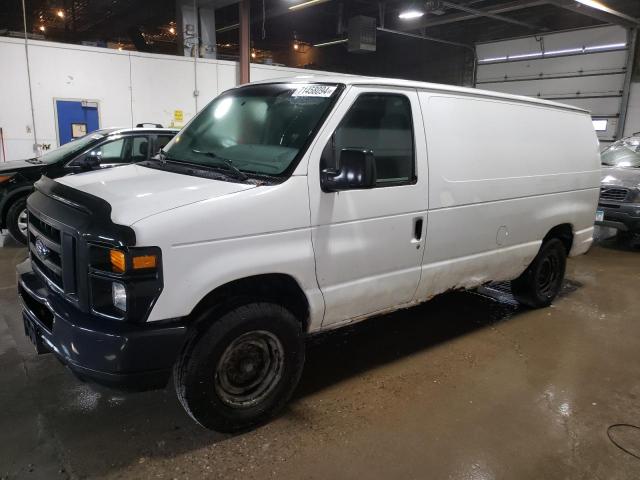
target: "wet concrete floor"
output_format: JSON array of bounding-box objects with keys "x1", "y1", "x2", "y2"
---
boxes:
[{"x1": 2, "y1": 233, "x2": 640, "y2": 479}]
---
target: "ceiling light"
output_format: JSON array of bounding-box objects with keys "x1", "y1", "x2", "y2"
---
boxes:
[
  {"x1": 289, "y1": 0, "x2": 331, "y2": 11},
  {"x1": 56, "y1": 9, "x2": 64, "y2": 18},
  {"x1": 293, "y1": 42, "x2": 299, "y2": 50},
  {"x1": 39, "y1": 25, "x2": 45, "y2": 32},
  {"x1": 575, "y1": 0, "x2": 614, "y2": 14},
  {"x1": 314, "y1": 38, "x2": 348, "y2": 47},
  {"x1": 399, "y1": 3, "x2": 425, "y2": 19},
  {"x1": 251, "y1": 51, "x2": 257, "y2": 58},
  {"x1": 169, "y1": 27, "x2": 175, "y2": 34}
]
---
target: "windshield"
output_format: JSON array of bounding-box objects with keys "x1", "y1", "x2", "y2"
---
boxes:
[
  {"x1": 162, "y1": 83, "x2": 341, "y2": 177},
  {"x1": 39, "y1": 131, "x2": 106, "y2": 164},
  {"x1": 601, "y1": 136, "x2": 640, "y2": 168}
]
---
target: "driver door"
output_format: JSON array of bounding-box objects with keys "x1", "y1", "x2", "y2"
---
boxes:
[{"x1": 307, "y1": 86, "x2": 429, "y2": 327}]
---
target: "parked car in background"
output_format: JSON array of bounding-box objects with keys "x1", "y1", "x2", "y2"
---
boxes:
[
  {"x1": 0, "y1": 126, "x2": 178, "y2": 244},
  {"x1": 596, "y1": 133, "x2": 640, "y2": 241}
]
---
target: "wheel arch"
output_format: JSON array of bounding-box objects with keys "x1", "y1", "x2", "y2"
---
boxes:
[
  {"x1": 185, "y1": 273, "x2": 311, "y2": 333},
  {"x1": 543, "y1": 223, "x2": 574, "y2": 255}
]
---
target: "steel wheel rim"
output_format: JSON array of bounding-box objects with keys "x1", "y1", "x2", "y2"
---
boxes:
[
  {"x1": 214, "y1": 330, "x2": 284, "y2": 409},
  {"x1": 17, "y1": 209, "x2": 28, "y2": 236},
  {"x1": 537, "y1": 254, "x2": 559, "y2": 297}
]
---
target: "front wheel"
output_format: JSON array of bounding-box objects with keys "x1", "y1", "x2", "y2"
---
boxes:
[
  {"x1": 511, "y1": 238, "x2": 567, "y2": 308},
  {"x1": 174, "y1": 302, "x2": 305, "y2": 432},
  {"x1": 6, "y1": 197, "x2": 28, "y2": 245}
]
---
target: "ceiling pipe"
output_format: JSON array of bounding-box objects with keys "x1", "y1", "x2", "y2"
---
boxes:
[
  {"x1": 376, "y1": 27, "x2": 478, "y2": 86},
  {"x1": 545, "y1": 0, "x2": 640, "y2": 28},
  {"x1": 438, "y1": 0, "x2": 547, "y2": 31},
  {"x1": 397, "y1": 0, "x2": 546, "y2": 29}
]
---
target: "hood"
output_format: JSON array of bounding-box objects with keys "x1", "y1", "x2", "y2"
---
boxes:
[
  {"x1": 0, "y1": 159, "x2": 42, "y2": 173},
  {"x1": 55, "y1": 164, "x2": 257, "y2": 225},
  {"x1": 601, "y1": 166, "x2": 640, "y2": 190}
]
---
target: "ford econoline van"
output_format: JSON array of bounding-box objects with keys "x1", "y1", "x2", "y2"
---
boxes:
[{"x1": 18, "y1": 76, "x2": 600, "y2": 432}]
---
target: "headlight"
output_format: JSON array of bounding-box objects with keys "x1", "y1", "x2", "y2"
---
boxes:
[
  {"x1": 88, "y1": 245, "x2": 163, "y2": 321},
  {"x1": 112, "y1": 282, "x2": 127, "y2": 312},
  {"x1": 109, "y1": 248, "x2": 157, "y2": 273}
]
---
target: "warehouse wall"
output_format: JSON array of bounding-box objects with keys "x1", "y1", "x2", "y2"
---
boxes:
[{"x1": 0, "y1": 37, "x2": 335, "y2": 162}]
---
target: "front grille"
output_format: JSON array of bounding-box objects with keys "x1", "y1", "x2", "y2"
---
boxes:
[
  {"x1": 27, "y1": 208, "x2": 76, "y2": 295},
  {"x1": 600, "y1": 187, "x2": 630, "y2": 202}
]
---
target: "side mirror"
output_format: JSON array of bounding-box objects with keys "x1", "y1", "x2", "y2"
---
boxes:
[
  {"x1": 71, "y1": 154, "x2": 101, "y2": 171},
  {"x1": 321, "y1": 148, "x2": 376, "y2": 192}
]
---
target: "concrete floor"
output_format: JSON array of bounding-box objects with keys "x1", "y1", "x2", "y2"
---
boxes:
[{"x1": 2, "y1": 233, "x2": 640, "y2": 480}]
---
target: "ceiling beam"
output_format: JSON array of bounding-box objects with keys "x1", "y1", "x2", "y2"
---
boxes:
[
  {"x1": 438, "y1": 0, "x2": 547, "y2": 31},
  {"x1": 399, "y1": 0, "x2": 547, "y2": 29},
  {"x1": 545, "y1": 0, "x2": 640, "y2": 28}
]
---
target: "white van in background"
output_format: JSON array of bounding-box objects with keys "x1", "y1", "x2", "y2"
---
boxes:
[{"x1": 18, "y1": 76, "x2": 600, "y2": 432}]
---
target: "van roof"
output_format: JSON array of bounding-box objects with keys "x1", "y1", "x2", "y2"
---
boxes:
[{"x1": 248, "y1": 74, "x2": 590, "y2": 115}]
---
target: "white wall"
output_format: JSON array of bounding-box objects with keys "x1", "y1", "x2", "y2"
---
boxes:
[{"x1": 0, "y1": 37, "x2": 336, "y2": 162}]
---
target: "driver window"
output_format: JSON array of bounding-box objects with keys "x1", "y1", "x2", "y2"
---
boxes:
[{"x1": 332, "y1": 93, "x2": 415, "y2": 186}]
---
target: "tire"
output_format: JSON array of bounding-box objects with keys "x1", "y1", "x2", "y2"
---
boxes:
[
  {"x1": 174, "y1": 302, "x2": 305, "y2": 432},
  {"x1": 6, "y1": 197, "x2": 28, "y2": 245},
  {"x1": 511, "y1": 238, "x2": 567, "y2": 309}
]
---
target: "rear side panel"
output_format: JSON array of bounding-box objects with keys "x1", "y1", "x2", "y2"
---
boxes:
[{"x1": 415, "y1": 92, "x2": 600, "y2": 301}]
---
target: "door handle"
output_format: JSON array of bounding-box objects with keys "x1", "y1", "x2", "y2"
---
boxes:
[{"x1": 413, "y1": 217, "x2": 424, "y2": 243}]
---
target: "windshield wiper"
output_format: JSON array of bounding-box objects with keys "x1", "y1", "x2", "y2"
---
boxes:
[{"x1": 191, "y1": 149, "x2": 249, "y2": 181}]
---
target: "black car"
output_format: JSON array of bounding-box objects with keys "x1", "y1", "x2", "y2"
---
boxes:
[{"x1": 0, "y1": 127, "x2": 178, "y2": 244}]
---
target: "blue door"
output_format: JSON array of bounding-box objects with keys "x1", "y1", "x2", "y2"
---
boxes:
[{"x1": 56, "y1": 100, "x2": 100, "y2": 145}]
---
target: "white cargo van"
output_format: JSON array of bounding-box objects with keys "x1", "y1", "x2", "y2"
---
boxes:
[{"x1": 18, "y1": 76, "x2": 600, "y2": 431}]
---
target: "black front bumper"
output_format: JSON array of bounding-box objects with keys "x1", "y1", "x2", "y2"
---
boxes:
[
  {"x1": 17, "y1": 260, "x2": 188, "y2": 390},
  {"x1": 596, "y1": 203, "x2": 640, "y2": 233}
]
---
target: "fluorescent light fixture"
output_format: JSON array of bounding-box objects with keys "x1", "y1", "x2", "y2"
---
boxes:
[
  {"x1": 544, "y1": 47, "x2": 584, "y2": 56},
  {"x1": 216, "y1": 23, "x2": 239, "y2": 33},
  {"x1": 508, "y1": 51, "x2": 542, "y2": 60},
  {"x1": 478, "y1": 42, "x2": 627, "y2": 63},
  {"x1": 592, "y1": 119, "x2": 608, "y2": 132},
  {"x1": 584, "y1": 42, "x2": 626, "y2": 51},
  {"x1": 478, "y1": 56, "x2": 507, "y2": 63},
  {"x1": 314, "y1": 39, "x2": 348, "y2": 47},
  {"x1": 289, "y1": 0, "x2": 331, "y2": 11},
  {"x1": 399, "y1": 9, "x2": 425, "y2": 19},
  {"x1": 575, "y1": 0, "x2": 622, "y2": 15}
]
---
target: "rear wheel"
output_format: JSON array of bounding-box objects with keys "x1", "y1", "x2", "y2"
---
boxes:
[
  {"x1": 511, "y1": 238, "x2": 566, "y2": 308},
  {"x1": 174, "y1": 302, "x2": 305, "y2": 432},
  {"x1": 6, "y1": 197, "x2": 28, "y2": 245}
]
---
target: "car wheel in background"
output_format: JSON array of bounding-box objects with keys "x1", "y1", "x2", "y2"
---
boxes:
[{"x1": 7, "y1": 197, "x2": 28, "y2": 245}]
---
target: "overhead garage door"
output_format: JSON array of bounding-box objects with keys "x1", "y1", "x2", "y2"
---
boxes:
[{"x1": 476, "y1": 25, "x2": 631, "y2": 145}]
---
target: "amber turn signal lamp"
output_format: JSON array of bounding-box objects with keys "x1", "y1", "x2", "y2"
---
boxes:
[
  {"x1": 132, "y1": 254, "x2": 157, "y2": 270},
  {"x1": 109, "y1": 250, "x2": 126, "y2": 273}
]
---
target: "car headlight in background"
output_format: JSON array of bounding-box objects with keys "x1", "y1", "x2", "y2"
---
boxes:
[{"x1": 0, "y1": 174, "x2": 16, "y2": 184}]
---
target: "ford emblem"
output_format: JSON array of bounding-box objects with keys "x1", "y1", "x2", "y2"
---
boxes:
[{"x1": 35, "y1": 237, "x2": 50, "y2": 259}]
